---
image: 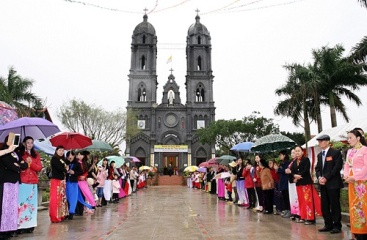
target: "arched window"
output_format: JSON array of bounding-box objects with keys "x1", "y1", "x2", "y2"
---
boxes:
[
  {"x1": 197, "y1": 56, "x2": 201, "y2": 70},
  {"x1": 141, "y1": 55, "x2": 146, "y2": 70},
  {"x1": 138, "y1": 85, "x2": 146, "y2": 102},
  {"x1": 198, "y1": 36, "x2": 201, "y2": 44},
  {"x1": 158, "y1": 117, "x2": 161, "y2": 128},
  {"x1": 142, "y1": 35, "x2": 146, "y2": 44},
  {"x1": 181, "y1": 117, "x2": 185, "y2": 129},
  {"x1": 196, "y1": 84, "x2": 205, "y2": 102}
]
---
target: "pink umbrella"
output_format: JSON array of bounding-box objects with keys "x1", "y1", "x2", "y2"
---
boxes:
[
  {"x1": 0, "y1": 101, "x2": 18, "y2": 126},
  {"x1": 198, "y1": 161, "x2": 209, "y2": 167},
  {"x1": 125, "y1": 156, "x2": 141, "y2": 163},
  {"x1": 207, "y1": 157, "x2": 219, "y2": 165}
]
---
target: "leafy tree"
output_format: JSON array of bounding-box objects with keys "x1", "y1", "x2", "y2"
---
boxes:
[
  {"x1": 0, "y1": 66, "x2": 42, "y2": 116},
  {"x1": 312, "y1": 44, "x2": 367, "y2": 127},
  {"x1": 280, "y1": 131, "x2": 305, "y2": 146},
  {"x1": 350, "y1": 36, "x2": 367, "y2": 64},
  {"x1": 57, "y1": 99, "x2": 126, "y2": 148},
  {"x1": 125, "y1": 108, "x2": 142, "y2": 141},
  {"x1": 274, "y1": 64, "x2": 318, "y2": 143},
  {"x1": 197, "y1": 112, "x2": 279, "y2": 153}
]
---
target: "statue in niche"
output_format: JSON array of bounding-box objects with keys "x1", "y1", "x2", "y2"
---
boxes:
[{"x1": 168, "y1": 90, "x2": 175, "y2": 105}]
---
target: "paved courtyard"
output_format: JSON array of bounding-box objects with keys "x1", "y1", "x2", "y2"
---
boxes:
[{"x1": 18, "y1": 186, "x2": 353, "y2": 240}]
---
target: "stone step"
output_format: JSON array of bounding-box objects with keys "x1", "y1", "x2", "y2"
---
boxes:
[{"x1": 158, "y1": 176, "x2": 183, "y2": 185}]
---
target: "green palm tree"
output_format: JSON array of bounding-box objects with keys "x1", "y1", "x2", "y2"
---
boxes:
[
  {"x1": 274, "y1": 64, "x2": 320, "y2": 144},
  {"x1": 312, "y1": 45, "x2": 367, "y2": 127},
  {"x1": 350, "y1": 36, "x2": 367, "y2": 64},
  {"x1": 0, "y1": 66, "x2": 42, "y2": 116}
]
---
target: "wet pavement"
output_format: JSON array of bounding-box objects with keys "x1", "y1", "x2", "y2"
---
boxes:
[{"x1": 18, "y1": 186, "x2": 352, "y2": 240}]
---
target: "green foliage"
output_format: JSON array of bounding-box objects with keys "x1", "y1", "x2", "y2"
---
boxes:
[
  {"x1": 38, "y1": 151, "x2": 51, "y2": 181},
  {"x1": 197, "y1": 112, "x2": 279, "y2": 153},
  {"x1": 0, "y1": 66, "x2": 43, "y2": 116},
  {"x1": 280, "y1": 131, "x2": 305, "y2": 146},
  {"x1": 57, "y1": 99, "x2": 126, "y2": 148},
  {"x1": 125, "y1": 108, "x2": 142, "y2": 141},
  {"x1": 340, "y1": 188, "x2": 349, "y2": 213}
]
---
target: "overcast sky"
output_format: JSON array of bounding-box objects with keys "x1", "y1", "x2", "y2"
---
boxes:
[{"x1": 1, "y1": 0, "x2": 367, "y2": 145}]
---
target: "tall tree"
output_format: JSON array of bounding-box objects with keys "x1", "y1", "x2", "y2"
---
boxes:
[
  {"x1": 275, "y1": 64, "x2": 320, "y2": 143},
  {"x1": 197, "y1": 112, "x2": 279, "y2": 153},
  {"x1": 312, "y1": 45, "x2": 367, "y2": 127},
  {"x1": 350, "y1": 36, "x2": 367, "y2": 64},
  {"x1": 0, "y1": 66, "x2": 42, "y2": 116},
  {"x1": 58, "y1": 99, "x2": 127, "y2": 148}
]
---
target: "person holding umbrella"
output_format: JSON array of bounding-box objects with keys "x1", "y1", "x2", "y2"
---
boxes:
[
  {"x1": 235, "y1": 158, "x2": 248, "y2": 207},
  {"x1": 274, "y1": 150, "x2": 291, "y2": 218},
  {"x1": 17, "y1": 136, "x2": 43, "y2": 234},
  {"x1": 49, "y1": 146, "x2": 69, "y2": 223}
]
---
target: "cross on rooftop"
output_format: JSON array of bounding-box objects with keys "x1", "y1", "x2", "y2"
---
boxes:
[
  {"x1": 195, "y1": 9, "x2": 200, "y2": 16},
  {"x1": 144, "y1": 8, "x2": 148, "y2": 14},
  {"x1": 169, "y1": 68, "x2": 174, "y2": 75}
]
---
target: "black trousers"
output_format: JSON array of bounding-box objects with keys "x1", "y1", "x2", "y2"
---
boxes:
[
  {"x1": 246, "y1": 188, "x2": 256, "y2": 208},
  {"x1": 320, "y1": 186, "x2": 342, "y2": 230},
  {"x1": 263, "y1": 189, "x2": 274, "y2": 213},
  {"x1": 255, "y1": 187, "x2": 264, "y2": 207},
  {"x1": 281, "y1": 189, "x2": 290, "y2": 211}
]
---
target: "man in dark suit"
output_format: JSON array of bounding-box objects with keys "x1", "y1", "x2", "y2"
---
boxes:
[{"x1": 315, "y1": 134, "x2": 343, "y2": 234}]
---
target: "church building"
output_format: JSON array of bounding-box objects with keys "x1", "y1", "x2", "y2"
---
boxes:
[{"x1": 125, "y1": 13, "x2": 216, "y2": 170}]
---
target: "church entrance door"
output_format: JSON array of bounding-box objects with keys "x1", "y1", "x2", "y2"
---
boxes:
[{"x1": 162, "y1": 154, "x2": 179, "y2": 174}]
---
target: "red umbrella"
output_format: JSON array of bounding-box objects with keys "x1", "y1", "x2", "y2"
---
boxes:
[
  {"x1": 50, "y1": 132, "x2": 92, "y2": 150},
  {"x1": 207, "y1": 157, "x2": 219, "y2": 165}
]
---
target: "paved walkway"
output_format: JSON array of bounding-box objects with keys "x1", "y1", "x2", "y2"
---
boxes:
[{"x1": 18, "y1": 186, "x2": 352, "y2": 240}]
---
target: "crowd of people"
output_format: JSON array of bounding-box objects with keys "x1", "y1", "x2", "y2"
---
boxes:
[
  {"x1": 186, "y1": 128, "x2": 367, "y2": 240},
  {"x1": 0, "y1": 134, "x2": 148, "y2": 240},
  {"x1": 0, "y1": 128, "x2": 366, "y2": 239}
]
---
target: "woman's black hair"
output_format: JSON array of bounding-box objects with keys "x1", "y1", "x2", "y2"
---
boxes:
[
  {"x1": 17, "y1": 136, "x2": 38, "y2": 158},
  {"x1": 253, "y1": 154, "x2": 261, "y2": 167},
  {"x1": 259, "y1": 159, "x2": 269, "y2": 169},
  {"x1": 349, "y1": 129, "x2": 367, "y2": 146},
  {"x1": 279, "y1": 150, "x2": 290, "y2": 162},
  {"x1": 53, "y1": 146, "x2": 65, "y2": 159},
  {"x1": 66, "y1": 150, "x2": 75, "y2": 158}
]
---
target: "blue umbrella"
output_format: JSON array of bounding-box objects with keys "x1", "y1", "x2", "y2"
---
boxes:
[
  {"x1": 230, "y1": 142, "x2": 254, "y2": 152},
  {"x1": 34, "y1": 139, "x2": 56, "y2": 156}
]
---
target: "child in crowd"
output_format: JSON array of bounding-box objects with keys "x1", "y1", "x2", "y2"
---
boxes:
[
  {"x1": 225, "y1": 178, "x2": 233, "y2": 202},
  {"x1": 243, "y1": 162, "x2": 256, "y2": 209},
  {"x1": 112, "y1": 174, "x2": 121, "y2": 203}
]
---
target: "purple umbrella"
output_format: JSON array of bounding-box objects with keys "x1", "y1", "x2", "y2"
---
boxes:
[
  {"x1": 197, "y1": 167, "x2": 207, "y2": 173},
  {"x1": 0, "y1": 117, "x2": 61, "y2": 141},
  {"x1": 0, "y1": 101, "x2": 18, "y2": 125}
]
